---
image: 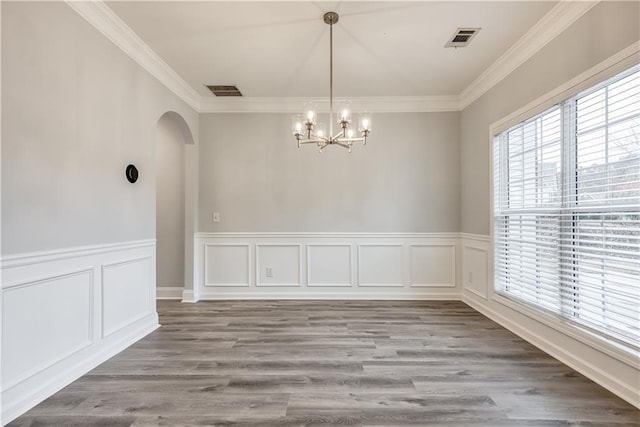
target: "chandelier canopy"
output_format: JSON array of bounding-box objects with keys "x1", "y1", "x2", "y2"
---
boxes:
[{"x1": 292, "y1": 12, "x2": 372, "y2": 153}]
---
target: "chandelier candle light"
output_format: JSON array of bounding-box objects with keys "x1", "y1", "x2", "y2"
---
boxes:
[{"x1": 292, "y1": 12, "x2": 372, "y2": 153}]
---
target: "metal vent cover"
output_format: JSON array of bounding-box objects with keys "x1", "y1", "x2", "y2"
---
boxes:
[
  {"x1": 207, "y1": 85, "x2": 243, "y2": 96},
  {"x1": 445, "y1": 28, "x2": 480, "y2": 48}
]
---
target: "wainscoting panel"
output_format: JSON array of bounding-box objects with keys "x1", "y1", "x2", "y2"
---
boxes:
[
  {"x1": 461, "y1": 236, "x2": 490, "y2": 300},
  {"x1": 2, "y1": 269, "x2": 94, "y2": 390},
  {"x1": 409, "y1": 245, "x2": 456, "y2": 287},
  {"x1": 307, "y1": 244, "x2": 352, "y2": 287},
  {"x1": 101, "y1": 257, "x2": 153, "y2": 338},
  {"x1": 204, "y1": 244, "x2": 250, "y2": 287},
  {"x1": 0, "y1": 240, "x2": 159, "y2": 424},
  {"x1": 196, "y1": 233, "x2": 460, "y2": 299},
  {"x1": 357, "y1": 244, "x2": 404, "y2": 287},
  {"x1": 256, "y1": 244, "x2": 302, "y2": 287}
]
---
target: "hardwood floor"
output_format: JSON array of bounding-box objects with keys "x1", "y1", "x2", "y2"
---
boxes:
[{"x1": 10, "y1": 300, "x2": 640, "y2": 426}]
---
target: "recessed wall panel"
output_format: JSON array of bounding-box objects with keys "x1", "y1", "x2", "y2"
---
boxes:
[
  {"x1": 358, "y1": 244, "x2": 403, "y2": 287},
  {"x1": 102, "y1": 257, "x2": 152, "y2": 337},
  {"x1": 256, "y1": 244, "x2": 301, "y2": 287},
  {"x1": 410, "y1": 245, "x2": 456, "y2": 287},
  {"x1": 464, "y1": 245, "x2": 488, "y2": 299},
  {"x1": 2, "y1": 269, "x2": 93, "y2": 389},
  {"x1": 308, "y1": 244, "x2": 352, "y2": 287},
  {"x1": 204, "y1": 244, "x2": 250, "y2": 287}
]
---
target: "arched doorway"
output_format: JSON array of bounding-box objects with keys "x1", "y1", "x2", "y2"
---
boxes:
[{"x1": 155, "y1": 111, "x2": 195, "y2": 300}]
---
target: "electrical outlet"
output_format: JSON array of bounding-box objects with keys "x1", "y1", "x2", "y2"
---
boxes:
[
  {"x1": 212, "y1": 212, "x2": 220, "y2": 223},
  {"x1": 266, "y1": 267, "x2": 273, "y2": 278},
  {"x1": 468, "y1": 272, "x2": 473, "y2": 283}
]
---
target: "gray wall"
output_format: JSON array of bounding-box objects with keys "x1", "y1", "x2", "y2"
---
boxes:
[
  {"x1": 5, "y1": 2, "x2": 636, "y2": 248},
  {"x1": 199, "y1": 112, "x2": 460, "y2": 232},
  {"x1": 460, "y1": 1, "x2": 640, "y2": 235},
  {"x1": 156, "y1": 115, "x2": 185, "y2": 287},
  {"x1": 1, "y1": 1, "x2": 198, "y2": 255}
]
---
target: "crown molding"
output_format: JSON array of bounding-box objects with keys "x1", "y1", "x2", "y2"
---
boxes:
[
  {"x1": 65, "y1": 1, "x2": 201, "y2": 111},
  {"x1": 67, "y1": 0, "x2": 601, "y2": 114},
  {"x1": 458, "y1": 0, "x2": 599, "y2": 109},
  {"x1": 198, "y1": 96, "x2": 461, "y2": 114}
]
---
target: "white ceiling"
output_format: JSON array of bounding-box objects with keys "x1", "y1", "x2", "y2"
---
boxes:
[{"x1": 106, "y1": 1, "x2": 557, "y2": 99}]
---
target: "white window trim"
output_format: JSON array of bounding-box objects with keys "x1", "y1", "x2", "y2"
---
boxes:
[{"x1": 488, "y1": 42, "x2": 640, "y2": 369}]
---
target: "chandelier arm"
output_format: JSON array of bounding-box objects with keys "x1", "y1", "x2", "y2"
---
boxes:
[
  {"x1": 334, "y1": 142, "x2": 351, "y2": 150},
  {"x1": 331, "y1": 130, "x2": 347, "y2": 141},
  {"x1": 299, "y1": 135, "x2": 330, "y2": 145},
  {"x1": 337, "y1": 137, "x2": 366, "y2": 144}
]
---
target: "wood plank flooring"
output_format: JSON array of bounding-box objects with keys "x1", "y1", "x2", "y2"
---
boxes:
[{"x1": 10, "y1": 300, "x2": 640, "y2": 426}]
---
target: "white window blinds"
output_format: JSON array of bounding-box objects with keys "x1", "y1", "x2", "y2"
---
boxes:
[{"x1": 493, "y1": 65, "x2": 640, "y2": 349}]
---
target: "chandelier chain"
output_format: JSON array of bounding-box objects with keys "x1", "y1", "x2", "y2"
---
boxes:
[{"x1": 329, "y1": 15, "x2": 333, "y2": 138}]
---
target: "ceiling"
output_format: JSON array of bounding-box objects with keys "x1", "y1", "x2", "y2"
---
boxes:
[{"x1": 106, "y1": 1, "x2": 558, "y2": 99}]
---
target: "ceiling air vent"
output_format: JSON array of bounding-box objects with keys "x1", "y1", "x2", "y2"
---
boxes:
[
  {"x1": 445, "y1": 28, "x2": 480, "y2": 48},
  {"x1": 207, "y1": 85, "x2": 243, "y2": 96}
]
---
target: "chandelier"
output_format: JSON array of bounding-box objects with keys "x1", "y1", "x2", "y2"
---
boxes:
[{"x1": 292, "y1": 12, "x2": 372, "y2": 153}]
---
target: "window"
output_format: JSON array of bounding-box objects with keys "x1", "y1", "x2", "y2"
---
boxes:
[{"x1": 493, "y1": 65, "x2": 640, "y2": 349}]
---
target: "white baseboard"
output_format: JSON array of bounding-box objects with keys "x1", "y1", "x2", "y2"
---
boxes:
[
  {"x1": 181, "y1": 289, "x2": 197, "y2": 303},
  {"x1": 197, "y1": 290, "x2": 460, "y2": 300},
  {"x1": 156, "y1": 286, "x2": 183, "y2": 299},
  {"x1": 458, "y1": 233, "x2": 639, "y2": 410},
  {"x1": 463, "y1": 295, "x2": 640, "y2": 409},
  {"x1": 1, "y1": 317, "x2": 159, "y2": 425}
]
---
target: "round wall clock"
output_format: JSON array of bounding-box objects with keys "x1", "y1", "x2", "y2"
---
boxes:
[{"x1": 125, "y1": 164, "x2": 139, "y2": 183}]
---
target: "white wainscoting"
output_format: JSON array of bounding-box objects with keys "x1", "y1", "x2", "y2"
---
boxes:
[
  {"x1": 2, "y1": 269, "x2": 94, "y2": 391},
  {"x1": 307, "y1": 244, "x2": 352, "y2": 287},
  {"x1": 0, "y1": 240, "x2": 159, "y2": 424},
  {"x1": 357, "y1": 244, "x2": 404, "y2": 287},
  {"x1": 195, "y1": 233, "x2": 461, "y2": 300},
  {"x1": 460, "y1": 234, "x2": 490, "y2": 300},
  {"x1": 410, "y1": 245, "x2": 456, "y2": 288},
  {"x1": 204, "y1": 243, "x2": 250, "y2": 287},
  {"x1": 101, "y1": 256, "x2": 154, "y2": 338},
  {"x1": 256, "y1": 244, "x2": 302, "y2": 287}
]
